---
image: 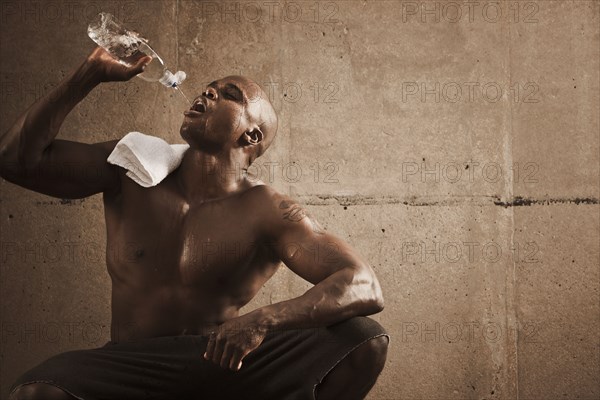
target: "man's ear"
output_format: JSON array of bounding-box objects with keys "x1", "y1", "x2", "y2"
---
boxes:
[{"x1": 243, "y1": 128, "x2": 264, "y2": 146}]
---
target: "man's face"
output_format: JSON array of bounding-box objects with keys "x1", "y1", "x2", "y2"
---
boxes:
[{"x1": 180, "y1": 76, "x2": 262, "y2": 152}]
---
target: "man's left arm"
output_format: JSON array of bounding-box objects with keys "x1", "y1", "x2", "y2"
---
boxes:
[
  {"x1": 204, "y1": 190, "x2": 384, "y2": 370},
  {"x1": 250, "y1": 194, "x2": 385, "y2": 330}
]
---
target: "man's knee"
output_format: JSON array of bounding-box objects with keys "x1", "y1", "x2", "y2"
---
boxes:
[
  {"x1": 314, "y1": 335, "x2": 389, "y2": 399},
  {"x1": 10, "y1": 383, "x2": 74, "y2": 400},
  {"x1": 347, "y1": 335, "x2": 389, "y2": 372}
]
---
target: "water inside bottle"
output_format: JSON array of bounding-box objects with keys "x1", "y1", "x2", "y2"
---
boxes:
[
  {"x1": 88, "y1": 12, "x2": 191, "y2": 107},
  {"x1": 88, "y1": 12, "x2": 142, "y2": 59}
]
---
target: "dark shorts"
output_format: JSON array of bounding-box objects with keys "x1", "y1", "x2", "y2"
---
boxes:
[{"x1": 10, "y1": 316, "x2": 389, "y2": 400}]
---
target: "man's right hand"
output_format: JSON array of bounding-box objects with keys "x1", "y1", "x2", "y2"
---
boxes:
[
  {"x1": 85, "y1": 46, "x2": 152, "y2": 83},
  {"x1": 0, "y1": 46, "x2": 139, "y2": 196}
]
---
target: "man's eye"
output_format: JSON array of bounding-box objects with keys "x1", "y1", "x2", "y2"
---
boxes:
[{"x1": 224, "y1": 91, "x2": 240, "y2": 100}]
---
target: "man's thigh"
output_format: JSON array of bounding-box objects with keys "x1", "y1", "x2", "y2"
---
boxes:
[{"x1": 10, "y1": 317, "x2": 389, "y2": 400}]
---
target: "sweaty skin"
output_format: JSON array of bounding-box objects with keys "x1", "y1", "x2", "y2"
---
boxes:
[{"x1": 0, "y1": 47, "x2": 384, "y2": 373}]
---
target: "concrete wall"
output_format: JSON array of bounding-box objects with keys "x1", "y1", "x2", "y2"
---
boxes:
[{"x1": 1, "y1": 1, "x2": 598, "y2": 399}]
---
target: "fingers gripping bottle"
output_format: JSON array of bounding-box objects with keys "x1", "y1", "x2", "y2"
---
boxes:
[{"x1": 87, "y1": 12, "x2": 190, "y2": 103}]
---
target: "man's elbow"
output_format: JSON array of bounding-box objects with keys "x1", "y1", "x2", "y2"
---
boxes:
[
  {"x1": 0, "y1": 134, "x2": 39, "y2": 176},
  {"x1": 356, "y1": 267, "x2": 384, "y2": 314},
  {"x1": 369, "y1": 280, "x2": 385, "y2": 313},
  {"x1": 361, "y1": 294, "x2": 384, "y2": 315}
]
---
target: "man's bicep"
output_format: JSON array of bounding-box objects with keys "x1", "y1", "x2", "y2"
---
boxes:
[
  {"x1": 1, "y1": 139, "x2": 120, "y2": 198},
  {"x1": 270, "y1": 197, "x2": 360, "y2": 284}
]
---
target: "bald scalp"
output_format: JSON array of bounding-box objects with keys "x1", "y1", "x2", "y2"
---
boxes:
[{"x1": 221, "y1": 76, "x2": 278, "y2": 162}]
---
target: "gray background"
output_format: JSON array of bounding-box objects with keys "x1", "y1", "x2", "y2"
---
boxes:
[{"x1": 1, "y1": 1, "x2": 599, "y2": 399}]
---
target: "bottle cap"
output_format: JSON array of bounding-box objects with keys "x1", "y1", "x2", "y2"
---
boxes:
[{"x1": 160, "y1": 70, "x2": 187, "y2": 88}]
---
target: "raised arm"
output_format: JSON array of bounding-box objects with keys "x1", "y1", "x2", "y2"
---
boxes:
[
  {"x1": 204, "y1": 187, "x2": 384, "y2": 371},
  {"x1": 0, "y1": 47, "x2": 151, "y2": 198}
]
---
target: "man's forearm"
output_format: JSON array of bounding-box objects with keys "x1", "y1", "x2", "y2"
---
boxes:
[
  {"x1": 246, "y1": 267, "x2": 384, "y2": 332},
  {"x1": 0, "y1": 60, "x2": 102, "y2": 169}
]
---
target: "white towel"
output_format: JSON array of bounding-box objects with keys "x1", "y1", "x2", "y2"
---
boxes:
[{"x1": 107, "y1": 131, "x2": 189, "y2": 187}]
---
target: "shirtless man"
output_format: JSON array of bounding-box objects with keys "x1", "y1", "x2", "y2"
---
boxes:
[{"x1": 1, "y1": 47, "x2": 389, "y2": 400}]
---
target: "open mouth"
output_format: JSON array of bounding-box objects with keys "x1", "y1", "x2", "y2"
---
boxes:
[
  {"x1": 184, "y1": 99, "x2": 207, "y2": 117},
  {"x1": 191, "y1": 100, "x2": 206, "y2": 113}
]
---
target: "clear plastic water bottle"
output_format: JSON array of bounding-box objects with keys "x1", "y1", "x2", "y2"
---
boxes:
[{"x1": 87, "y1": 12, "x2": 187, "y2": 89}]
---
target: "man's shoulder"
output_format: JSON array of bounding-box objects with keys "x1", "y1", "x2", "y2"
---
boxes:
[
  {"x1": 243, "y1": 183, "x2": 304, "y2": 227},
  {"x1": 243, "y1": 182, "x2": 297, "y2": 211},
  {"x1": 244, "y1": 183, "x2": 314, "y2": 237},
  {"x1": 243, "y1": 182, "x2": 279, "y2": 208}
]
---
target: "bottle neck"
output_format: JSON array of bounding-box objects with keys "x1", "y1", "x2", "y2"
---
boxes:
[{"x1": 159, "y1": 70, "x2": 177, "y2": 87}]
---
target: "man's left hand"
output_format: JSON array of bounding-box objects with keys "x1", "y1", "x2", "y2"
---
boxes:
[{"x1": 204, "y1": 316, "x2": 268, "y2": 371}]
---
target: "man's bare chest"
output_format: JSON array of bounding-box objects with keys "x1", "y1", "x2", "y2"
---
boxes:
[{"x1": 103, "y1": 182, "x2": 269, "y2": 287}]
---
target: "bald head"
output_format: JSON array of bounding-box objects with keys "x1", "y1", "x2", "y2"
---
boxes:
[
  {"x1": 220, "y1": 76, "x2": 278, "y2": 162},
  {"x1": 182, "y1": 76, "x2": 278, "y2": 165}
]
